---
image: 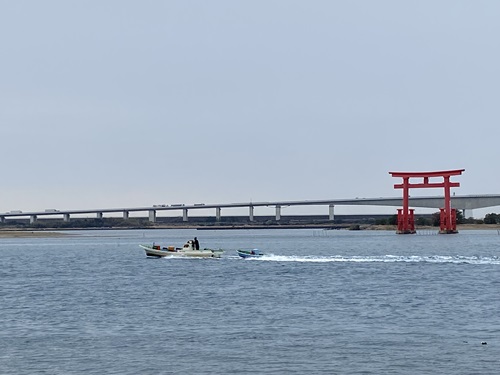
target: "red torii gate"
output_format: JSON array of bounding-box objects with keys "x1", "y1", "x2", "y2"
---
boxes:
[{"x1": 389, "y1": 169, "x2": 465, "y2": 234}]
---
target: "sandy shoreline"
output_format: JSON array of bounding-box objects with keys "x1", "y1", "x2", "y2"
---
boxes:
[{"x1": 0, "y1": 231, "x2": 68, "y2": 238}]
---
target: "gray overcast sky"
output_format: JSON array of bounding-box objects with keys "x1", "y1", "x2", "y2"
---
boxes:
[{"x1": 1, "y1": 1, "x2": 499, "y2": 217}]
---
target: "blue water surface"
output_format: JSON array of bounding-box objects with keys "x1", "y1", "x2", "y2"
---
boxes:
[{"x1": 1, "y1": 229, "x2": 499, "y2": 374}]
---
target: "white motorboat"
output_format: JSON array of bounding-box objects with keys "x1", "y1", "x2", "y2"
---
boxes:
[{"x1": 140, "y1": 240, "x2": 224, "y2": 258}]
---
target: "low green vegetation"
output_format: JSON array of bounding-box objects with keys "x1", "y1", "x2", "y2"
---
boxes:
[
  {"x1": 373, "y1": 211, "x2": 487, "y2": 226},
  {"x1": 0, "y1": 212, "x2": 495, "y2": 229},
  {"x1": 483, "y1": 213, "x2": 500, "y2": 224},
  {"x1": 0, "y1": 218, "x2": 153, "y2": 229}
]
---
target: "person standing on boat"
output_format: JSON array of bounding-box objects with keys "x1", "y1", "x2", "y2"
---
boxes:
[{"x1": 193, "y1": 237, "x2": 200, "y2": 250}]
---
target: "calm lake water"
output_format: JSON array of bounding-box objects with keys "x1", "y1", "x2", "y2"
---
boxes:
[{"x1": 1, "y1": 228, "x2": 499, "y2": 374}]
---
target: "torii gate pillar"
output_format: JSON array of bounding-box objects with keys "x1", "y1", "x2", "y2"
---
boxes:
[{"x1": 389, "y1": 169, "x2": 465, "y2": 234}]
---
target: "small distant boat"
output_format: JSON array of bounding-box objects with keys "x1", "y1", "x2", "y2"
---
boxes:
[
  {"x1": 140, "y1": 240, "x2": 224, "y2": 258},
  {"x1": 237, "y1": 249, "x2": 264, "y2": 259}
]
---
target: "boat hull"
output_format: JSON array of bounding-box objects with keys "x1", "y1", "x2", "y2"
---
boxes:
[
  {"x1": 140, "y1": 245, "x2": 223, "y2": 258},
  {"x1": 237, "y1": 250, "x2": 264, "y2": 259}
]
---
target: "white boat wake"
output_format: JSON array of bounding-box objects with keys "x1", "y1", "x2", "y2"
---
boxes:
[{"x1": 233, "y1": 254, "x2": 500, "y2": 265}]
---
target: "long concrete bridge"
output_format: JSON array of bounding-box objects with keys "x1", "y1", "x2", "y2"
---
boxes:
[{"x1": 1, "y1": 194, "x2": 500, "y2": 224}]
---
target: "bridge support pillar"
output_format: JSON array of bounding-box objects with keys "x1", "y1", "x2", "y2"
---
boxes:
[
  {"x1": 30, "y1": 215, "x2": 37, "y2": 224},
  {"x1": 249, "y1": 206, "x2": 254, "y2": 222},
  {"x1": 463, "y1": 209, "x2": 473, "y2": 219},
  {"x1": 275, "y1": 205, "x2": 281, "y2": 221},
  {"x1": 329, "y1": 204, "x2": 335, "y2": 221},
  {"x1": 96, "y1": 212, "x2": 103, "y2": 219},
  {"x1": 123, "y1": 211, "x2": 129, "y2": 220},
  {"x1": 148, "y1": 210, "x2": 156, "y2": 223},
  {"x1": 216, "y1": 207, "x2": 221, "y2": 221},
  {"x1": 183, "y1": 208, "x2": 188, "y2": 222},
  {"x1": 63, "y1": 213, "x2": 70, "y2": 222}
]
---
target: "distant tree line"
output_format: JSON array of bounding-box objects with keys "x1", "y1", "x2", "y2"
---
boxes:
[
  {"x1": 374, "y1": 211, "x2": 492, "y2": 226},
  {"x1": 483, "y1": 213, "x2": 500, "y2": 224},
  {"x1": 0, "y1": 218, "x2": 153, "y2": 229},
  {"x1": 0, "y1": 212, "x2": 498, "y2": 229}
]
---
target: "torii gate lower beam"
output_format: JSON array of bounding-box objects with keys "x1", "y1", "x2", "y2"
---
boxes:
[{"x1": 389, "y1": 169, "x2": 465, "y2": 234}]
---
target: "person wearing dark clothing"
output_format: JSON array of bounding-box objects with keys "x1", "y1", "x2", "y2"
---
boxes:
[{"x1": 193, "y1": 237, "x2": 200, "y2": 250}]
